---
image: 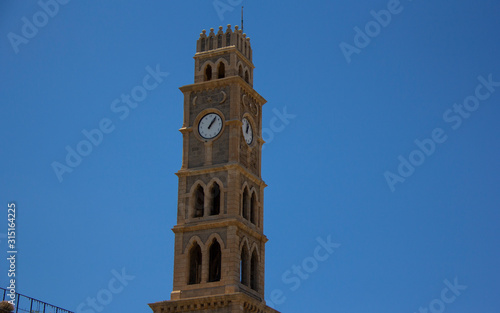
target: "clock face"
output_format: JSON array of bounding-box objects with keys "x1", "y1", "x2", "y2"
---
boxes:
[
  {"x1": 198, "y1": 113, "x2": 223, "y2": 139},
  {"x1": 242, "y1": 117, "x2": 253, "y2": 145}
]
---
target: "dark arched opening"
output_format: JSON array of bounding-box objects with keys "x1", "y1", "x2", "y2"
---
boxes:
[
  {"x1": 250, "y1": 193, "x2": 257, "y2": 224},
  {"x1": 242, "y1": 188, "x2": 249, "y2": 220},
  {"x1": 218, "y1": 62, "x2": 225, "y2": 79},
  {"x1": 250, "y1": 251, "x2": 258, "y2": 291},
  {"x1": 194, "y1": 185, "x2": 204, "y2": 218},
  {"x1": 240, "y1": 246, "x2": 248, "y2": 286},
  {"x1": 205, "y1": 65, "x2": 212, "y2": 81},
  {"x1": 188, "y1": 243, "x2": 202, "y2": 284},
  {"x1": 210, "y1": 183, "x2": 221, "y2": 215},
  {"x1": 208, "y1": 239, "x2": 222, "y2": 282}
]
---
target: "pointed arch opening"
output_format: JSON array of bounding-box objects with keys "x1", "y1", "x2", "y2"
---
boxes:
[
  {"x1": 208, "y1": 239, "x2": 222, "y2": 282},
  {"x1": 240, "y1": 245, "x2": 249, "y2": 286},
  {"x1": 250, "y1": 251, "x2": 259, "y2": 291},
  {"x1": 210, "y1": 183, "x2": 221, "y2": 215},
  {"x1": 238, "y1": 65, "x2": 243, "y2": 78},
  {"x1": 242, "y1": 188, "x2": 249, "y2": 220},
  {"x1": 194, "y1": 185, "x2": 204, "y2": 218},
  {"x1": 205, "y1": 64, "x2": 212, "y2": 81},
  {"x1": 217, "y1": 62, "x2": 225, "y2": 79},
  {"x1": 188, "y1": 243, "x2": 202, "y2": 285},
  {"x1": 244, "y1": 70, "x2": 249, "y2": 83},
  {"x1": 250, "y1": 193, "x2": 257, "y2": 225}
]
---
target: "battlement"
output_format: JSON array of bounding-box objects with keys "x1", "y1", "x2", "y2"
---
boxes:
[{"x1": 196, "y1": 25, "x2": 252, "y2": 61}]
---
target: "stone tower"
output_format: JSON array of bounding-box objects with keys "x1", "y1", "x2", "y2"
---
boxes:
[{"x1": 148, "y1": 25, "x2": 280, "y2": 313}]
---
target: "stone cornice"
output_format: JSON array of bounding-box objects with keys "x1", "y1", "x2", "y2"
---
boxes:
[
  {"x1": 172, "y1": 218, "x2": 268, "y2": 243},
  {"x1": 194, "y1": 46, "x2": 254, "y2": 69},
  {"x1": 179, "y1": 76, "x2": 266, "y2": 106},
  {"x1": 149, "y1": 292, "x2": 280, "y2": 313},
  {"x1": 176, "y1": 162, "x2": 266, "y2": 187}
]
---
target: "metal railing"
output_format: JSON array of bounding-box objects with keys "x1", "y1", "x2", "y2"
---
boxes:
[{"x1": 1, "y1": 287, "x2": 73, "y2": 313}]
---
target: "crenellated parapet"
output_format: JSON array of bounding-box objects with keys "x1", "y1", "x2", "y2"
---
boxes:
[
  {"x1": 193, "y1": 25, "x2": 254, "y2": 86},
  {"x1": 196, "y1": 25, "x2": 252, "y2": 62}
]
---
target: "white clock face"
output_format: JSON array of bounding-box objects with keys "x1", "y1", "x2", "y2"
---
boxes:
[
  {"x1": 198, "y1": 113, "x2": 223, "y2": 139},
  {"x1": 242, "y1": 117, "x2": 253, "y2": 145}
]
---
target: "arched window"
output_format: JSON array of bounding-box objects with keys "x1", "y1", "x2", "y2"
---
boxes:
[
  {"x1": 240, "y1": 245, "x2": 248, "y2": 286},
  {"x1": 194, "y1": 185, "x2": 204, "y2": 218},
  {"x1": 238, "y1": 65, "x2": 243, "y2": 78},
  {"x1": 242, "y1": 188, "x2": 249, "y2": 220},
  {"x1": 250, "y1": 193, "x2": 256, "y2": 224},
  {"x1": 217, "y1": 62, "x2": 225, "y2": 79},
  {"x1": 205, "y1": 65, "x2": 212, "y2": 81},
  {"x1": 188, "y1": 243, "x2": 202, "y2": 284},
  {"x1": 245, "y1": 70, "x2": 249, "y2": 83},
  {"x1": 226, "y1": 32, "x2": 231, "y2": 46},
  {"x1": 250, "y1": 251, "x2": 258, "y2": 291},
  {"x1": 208, "y1": 239, "x2": 222, "y2": 282},
  {"x1": 210, "y1": 183, "x2": 221, "y2": 215}
]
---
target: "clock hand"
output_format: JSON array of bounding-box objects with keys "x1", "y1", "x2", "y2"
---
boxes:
[
  {"x1": 208, "y1": 117, "x2": 216, "y2": 129},
  {"x1": 246, "y1": 124, "x2": 249, "y2": 133}
]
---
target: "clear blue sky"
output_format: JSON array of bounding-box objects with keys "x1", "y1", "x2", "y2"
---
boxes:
[{"x1": 1, "y1": 1, "x2": 500, "y2": 312}]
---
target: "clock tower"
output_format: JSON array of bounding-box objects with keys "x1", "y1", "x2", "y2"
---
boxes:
[{"x1": 149, "y1": 25, "x2": 280, "y2": 313}]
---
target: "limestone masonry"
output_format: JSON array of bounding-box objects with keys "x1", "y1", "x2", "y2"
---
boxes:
[{"x1": 148, "y1": 25, "x2": 281, "y2": 313}]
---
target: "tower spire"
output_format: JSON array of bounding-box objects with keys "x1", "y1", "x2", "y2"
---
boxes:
[{"x1": 241, "y1": 6, "x2": 244, "y2": 32}]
